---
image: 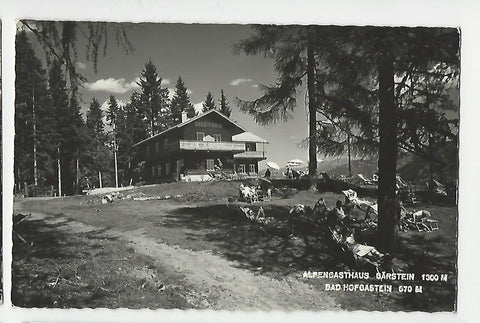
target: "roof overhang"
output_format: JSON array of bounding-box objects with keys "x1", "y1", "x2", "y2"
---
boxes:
[
  {"x1": 232, "y1": 132, "x2": 269, "y2": 143},
  {"x1": 133, "y1": 110, "x2": 247, "y2": 147}
]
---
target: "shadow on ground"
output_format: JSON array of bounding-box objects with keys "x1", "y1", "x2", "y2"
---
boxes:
[
  {"x1": 165, "y1": 203, "x2": 457, "y2": 312},
  {"x1": 166, "y1": 204, "x2": 361, "y2": 275},
  {"x1": 12, "y1": 215, "x2": 193, "y2": 309}
]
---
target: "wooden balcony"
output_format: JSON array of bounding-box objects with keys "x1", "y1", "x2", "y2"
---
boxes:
[
  {"x1": 233, "y1": 151, "x2": 267, "y2": 159},
  {"x1": 178, "y1": 140, "x2": 246, "y2": 152}
]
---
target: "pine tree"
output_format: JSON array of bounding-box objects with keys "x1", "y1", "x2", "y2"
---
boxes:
[
  {"x1": 235, "y1": 26, "x2": 319, "y2": 188},
  {"x1": 19, "y1": 20, "x2": 133, "y2": 91},
  {"x1": 86, "y1": 98, "x2": 104, "y2": 135},
  {"x1": 48, "y1": 59, "x2": 80, "y2": 195},
  {"x1": 315, "y1": 27, "x2": 459, "y2": 251},
  {"x1": 137, "y1": 60, "x2": 170, "y2": 136},
  {"x1": 84, "y1": 97, "x2": 111, "y2": 188},
  {"x1": 106, "y1": 95, "x2": 120, "y2": 187},
  {"x1": 106, "y1": 95, "x2": 119, "y2": 129},
  {"x1": 236, "y1": 26, "x2": 459, "y2": 252},
  {"x1": 202, "y1": 92, "x2": 216, "y2": 113},
  {"x1": 123, "y1": 93, "x2": 148, "y2": 184},
  {"x1": 68, "y1": 93, "x2": 88, "y2": 194},
  {"x1": 170, "y1": 76, "x2": 195, "y2": 123},
  {"x1": 219, "y1": 89, "x2": 232, "y2": 117},
  {"x1": 15, "y1": 31, "x2": 54, "y2": 189}
]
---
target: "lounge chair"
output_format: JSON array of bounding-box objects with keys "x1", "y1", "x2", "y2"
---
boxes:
[{"x1": 358, "y1": 174, "x2": 374, "y2": 185}]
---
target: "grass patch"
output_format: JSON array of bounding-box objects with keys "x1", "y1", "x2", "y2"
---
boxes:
[
  {"x1": 12, "y1": 217, "x2": 194, "y2": 309},
  {"x1": 14, "y1": 182, "x2": 457, "y2": 311}
]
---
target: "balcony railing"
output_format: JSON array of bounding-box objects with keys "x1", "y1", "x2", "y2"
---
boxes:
[
  {"x1": 233, "y1": 151, "x2": 266, "y2": 159},
  {"x1": 179, "y1": 140, "x2": 246, "y2": 152}
]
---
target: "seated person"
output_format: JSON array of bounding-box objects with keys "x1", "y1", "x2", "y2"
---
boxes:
[
  {"x1": 241, "y1": 206, "x2": 271, "y2": 225},
  {"x1": 239, "y1": 184, "x2": 256, "y2": 201},
  {"x1": 239, "y1": 184, "x2": 246, "y2": 198},
  {"x1": 343, "y1": 193, "x2": 378, "y2": 221},
  {"x1": 334, "y1": 200, "x2": 346, "y2": 221},
  {"x1": 328, "y1": 200, "x2": 346, "y2": 224},
  {"x1": 344, "y1": 231, "x2": 387, "y2": 263},
  {"x1": 412, "y1": 210, "x2": 433, "y2": 231},
  {"x1": 400, "y1": 203, "x2": 433, "y2": 231}
]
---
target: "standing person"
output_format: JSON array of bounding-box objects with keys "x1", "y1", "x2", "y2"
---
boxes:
[
  {"x1": 287, "y1": 167, "x2": 293, "y2": 179},
  {"x1": 264, "y1": 168, "x2": 271, "y2": 178}
]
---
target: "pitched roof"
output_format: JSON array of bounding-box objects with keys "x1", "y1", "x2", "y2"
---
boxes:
[
  {"x1": 232, "y1": 132, "x2": 269, "y2": 143},
  {"x1": 133, "y1": 110, "x2": 247, "y2": 147}
]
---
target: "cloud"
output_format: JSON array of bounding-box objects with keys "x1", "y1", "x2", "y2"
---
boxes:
[
  {"x1": 230, "y1": 78, "x2": 253, "y2": 86},
  {"x1": 76, "y1": 61, "x2": 87, "y2": 70},
  {"x1": 85, "y1": 77, "x2": 140, "y2": 94},
  {"x1": 162, "y1": 78, "x2": 171, "y2": 85},
  {"x1": 251, "y1": 83, "x2": 259, "y2": 88},
  {"x1": 193, "y1": 102, "x2": 204, "y2": 114}
]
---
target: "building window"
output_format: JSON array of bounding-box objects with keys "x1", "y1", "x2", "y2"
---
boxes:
[
  {"x1": 146, "y1": 146, "x2": 150, "y2": 155},
  {"x1": 151, "y1": 166, "x2": 156, "y2": 177},
  {"x1": 206, "y1": 159, "x2": 215, "y2": 171},
  {"x1": 196, "y1": 132, "x2": 204, "y2": 141},
  {"x1": 195, "y1": 120, "x2": 222, "y2": 128},
  {"x1": 164, "y1": 138, "x2": 168, "y2": 149},
  {"x1": 165, "y1": 162, "x2": 171, "y2": 176},
  {"x1": 155, "y1": 142, "x2": 160, "y2": 152},
  {"x1": 249, "y1": 164, "x2": 256, "y2": 174},
  {"x1": 157, "y1": 165, "x2": 162, "y2": 177},
  {"x1": 238, "y1": 164, "x2": 246, "y2": 174},
  {"x1": 213, "y1": 134, "x2": 222, "y2": 142}
]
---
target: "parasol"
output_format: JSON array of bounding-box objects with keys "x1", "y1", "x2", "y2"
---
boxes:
[{"x1": 266, "y1": 161, "x2": 280, "y2": 170}]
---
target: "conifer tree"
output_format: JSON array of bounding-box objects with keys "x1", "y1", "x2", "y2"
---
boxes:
[
  {"x1": 236, "y1": 25, "x2": 459, "y2": 252},
  {"x1": 202, "y1": 92, "x2": 216, "y2": 113},
  {"x1": 48, "y1": 59, "x2": 75, "y2": 195},
  {"x1": 106, "y1": 95, "x2": 120, "y2": 187},
  {"x1": 170, "y1": 76, "x2": 195, "y2": 123},
  {"x1": 86, "y1": 98, "x2": 104, "y2": 136},
  {"x1": 15, "y1": 31, "x2": 54, "y2": 189},
  {"x1": 219, "y1": 89, "x2": 232, "y2": 117},
  {"x1": 84, "y1": 98, "x2": 111, "y2": 188},
  {"x1": 137, "y1": 60, "x2": 170, "y2": 136}
]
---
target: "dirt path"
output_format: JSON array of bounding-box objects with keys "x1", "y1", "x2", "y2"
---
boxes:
[{"x1": 21, "y1": 211, "x2": 339, "y2": 311}]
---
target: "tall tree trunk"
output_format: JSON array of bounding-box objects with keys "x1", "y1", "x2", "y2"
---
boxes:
[
  {"x1": 32, "y1": 88, "x2": 38, "y2": 187},
  {"x1": 76, "y1": 148, "x2": 80, "y2": 195},
  {"x1": 113, "y1": 131, "x2": 119, "y2": 188},
  {"x1": 57, "y1": 147, "x2": 62, "y2": 197},
  {"x1": 377, "y1": 48, "x2": 398, "y2": 253},
  {"x1": 307, "y1": 38, "x2": 318, "y2": 189},
  {"x1": 347, "y1": 131, "x2": 352, "y2": 177}
]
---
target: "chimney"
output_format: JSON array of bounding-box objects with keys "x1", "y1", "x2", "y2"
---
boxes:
[{"x1": 181, "y1": 111, "x2": 188, "y2": 123}]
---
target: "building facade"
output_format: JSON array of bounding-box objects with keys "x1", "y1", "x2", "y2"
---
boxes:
[{"x1": 133, "y1": 110, "x2": 268, "y2": 182}]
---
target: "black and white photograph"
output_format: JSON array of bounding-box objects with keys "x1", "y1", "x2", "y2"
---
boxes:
[{"x1": 10, "y1": 20, "x2": 461, "y2": 313}]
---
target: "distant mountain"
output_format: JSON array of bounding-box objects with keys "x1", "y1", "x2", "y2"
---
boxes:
[
  {"x1": 261, "y1": 148, "x2": 456, "y2": 187},
  {"x1": 317, "y1": 158, "x2": 378, "y2": 177}
]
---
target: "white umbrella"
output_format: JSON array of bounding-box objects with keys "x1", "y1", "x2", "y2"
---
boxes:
[
  {"x1": 266, "y1": 161, "x2": 280, "y2": 170},
  {"x1": 286, "y1": 159, "x2": 306, "y2": 168}
]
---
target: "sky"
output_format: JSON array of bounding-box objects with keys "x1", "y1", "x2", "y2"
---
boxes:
[{"x1": 26, "y1": 22, "x2": 315, "y2": 170}]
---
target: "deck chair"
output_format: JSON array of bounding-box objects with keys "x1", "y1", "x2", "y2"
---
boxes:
[
  {"x1": 348, "y1": 241, "x2": 392, "y2": 273},
  {"x1": 358, "y1": 174, "x2": 373, "y2": 185},
  {"x1": 256, "y1": 189, "x2": 265, "y2": 202},
  {"x1": 425, "y1": 219, "x2": 439, "y2": 231},
  {"x1": 321, "y1": 172, "x2": 332, "y2": 181}
]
